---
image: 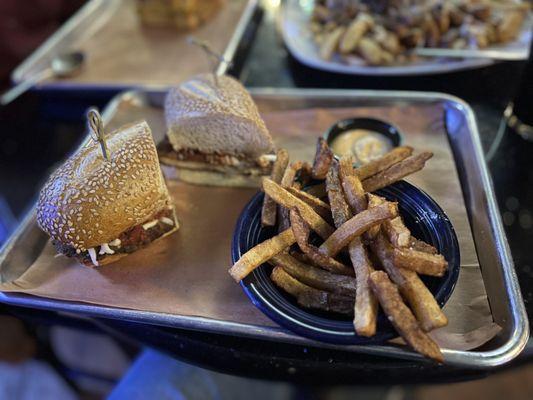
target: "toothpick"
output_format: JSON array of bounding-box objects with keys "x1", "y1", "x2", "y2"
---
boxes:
[
  {"x1": 87, "y1": 107, "x2": 110, "y2": 161},
  {"x1": 187, "y1": 36, "x2": 233, "y2": 86}
]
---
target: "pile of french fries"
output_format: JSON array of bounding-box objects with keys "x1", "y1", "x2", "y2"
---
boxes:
[
  {"x1": 229, "y1": 139, "x2": 452, "y2": 362},
  {"x1": 311, "y1": 0, "x2": 530, "y2": 65}
]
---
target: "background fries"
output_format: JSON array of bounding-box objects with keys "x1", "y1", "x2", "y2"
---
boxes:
[
  {"x1": 261, "y1": 149, "x2": 289, "y2": 227},
  {"x1": 311, "y1": 0, "x2": 530, "y2": 66},
  {"x1": 230, "y1": 140, "x2": 452, "y2": 362}
]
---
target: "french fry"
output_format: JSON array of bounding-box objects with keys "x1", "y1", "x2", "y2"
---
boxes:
[
  {"x1": 362, "y1": 152, "x2": 433, "y2": 192},
  {"x1": 383, "y1": 216, "x2": 411, "y2": 248},
  {"x1": 305, "y1": 182, "x2": 327, "y2": 198},
  {"x1": 338, "y1": 156, "x2": 367, "y2": 214},
  {"x1": 339, "y1": 13, "x2": 372, "y2": 53},
  {"x1": 366, "y1": 193, "x2": 386, "y2": 238},
  {"x1": 349, "y1": 239, "x2": 378, "y2": 336},
  {"x1": 357, "y1": 37, "x2": 383, "y2": 65},
  {"x1": 312, "y1": 138, "x2": 334, "y2": 180},
  {"x1": 263, "y1": 178, "x2": 334, "y2": 240},
  {"x1": 229, "y1": 228, "x2": 296, "y2": 282},
  {"x1": 290, "y1": 208, "x2": 354, "y2": 276},
  {"x1": 286, "y1": 187, "x2": 332, "y2": 222},
  {"x1": 279, "y1": 162, "x2": 304, "y2": 232},
  {"x1": 326, "y1": 159, "x2": 352, "y2": 228},
  {"x1": 270, "y1": 253, "x2": 356, "y2": 296},
  {"x1": 337, "y1": 156, "x2": 378, "y2": 335},
  {"x1": 319, "y1": 202, "x2": 398, "y2": 257},
  {"x1": 370, "y1": 232, "x2": 448, "y2": 331},
  {"x1": 271, "y1": 267, "x2": 354, "y2": 315},
  {"x1": 297, "y1": 162, "x2": 314, "y2": 188},
  {"x1": 369, "y1": 271, "x2": 444, "y2": 363},
  {"x1": 261, "y1": 149, "x2": 289, "y2": 227},
  {"x1": 393, "y1": 248, "x2": 448, "y2": 277},
  {"x1": 409, "y1": 237, "x2": 438, "y2": 254},
  {"x1": 355, "y1": 146, "x2": 413, "y2": 180},
  {"x1": 497, "y1": 11, "x2": 525, "y2": 42},
  {"x1": 319, "y1": 26, "x2": 346, "y2": 61}
]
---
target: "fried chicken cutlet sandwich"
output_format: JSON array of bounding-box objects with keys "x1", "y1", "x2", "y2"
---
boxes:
[
  {"x1": 159, "y1": 73, "x2": 275, "y2": 187},
  {"x1": 37, "y1": 116, "x2": 179, "y2": 267}
]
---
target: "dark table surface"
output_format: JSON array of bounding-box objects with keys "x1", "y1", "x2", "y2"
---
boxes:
[{"x1": 1, "y1": 3, "x2": 532, "y2": 384}]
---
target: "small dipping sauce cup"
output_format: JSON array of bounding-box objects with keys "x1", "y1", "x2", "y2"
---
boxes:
[{"x1": 324, "y1": 118, "x2": 402, "y2": 165}]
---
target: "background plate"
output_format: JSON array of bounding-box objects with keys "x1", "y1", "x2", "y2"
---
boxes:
[{"x1": 280, "y1": 0, "x2": 531, "y2": 76}]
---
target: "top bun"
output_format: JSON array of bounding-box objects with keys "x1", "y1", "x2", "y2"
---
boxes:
[
  {"x1": 165, "y1": 74, "x2": 274, "y2": 158},
  {"x1": 37, "y1": 121, "x2": 172, "y2": 251}
]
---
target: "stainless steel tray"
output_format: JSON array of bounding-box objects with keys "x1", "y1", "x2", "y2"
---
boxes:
[
  {"x1": 11, "y1": 0, "x2": 258, "y2": 89},
  {"x1": 0, "y1": 88, "x2": 528, "y2": 369}
]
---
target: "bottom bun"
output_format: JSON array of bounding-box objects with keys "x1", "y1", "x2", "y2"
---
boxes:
[
  {"x1": 160, "y1": 160, "x2": 265, "y2": 188},
  {"x1": 75, "y1": 208, "x2": 179, "y2": 267},
  {"x1": 80, "y1": 252, "x2": 129, "y2": 267}
]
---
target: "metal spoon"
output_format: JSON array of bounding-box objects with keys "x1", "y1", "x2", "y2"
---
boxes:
[{"x1": 1, "y1": 51, "x2": 85, "y2": 106}]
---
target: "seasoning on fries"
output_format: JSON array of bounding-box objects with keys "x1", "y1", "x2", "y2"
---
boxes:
[
  {"x1": 383, "y1": 216, "x2": 411, "y2": 248},
  {"x1": 271, "y1": 267, "x2": 354, "y2": 315},
  {"x1": 319, "y1": 202, "x2": 398, "y2": 257},
  {"x1": 286, "y1": 187, "x2": 332, "y2": 222},
  {"x1": 370, "y1": 232, "x2": 448, "y2": 331},
  {"x1": 393, "y1": 247, "x2": 448, "y2": 277},
  {"x1": 409, "y1": 237, "x2": 438, "y2": 254},
  {"x1": 270, "y1": 253, "x2": 356, "y2": 296},
  {"x1": 369, "y1": 271, "x2": 444, "y2": 363},
  {"x1": 290, "y1": 208, "x2": 354, "y2": 276},
  {"x1": 326, "y1": 159, "x2": 352, "y2": 228}
]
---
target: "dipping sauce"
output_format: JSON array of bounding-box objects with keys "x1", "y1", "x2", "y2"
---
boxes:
[{"x1": 329, "y1": 129, "x2": 393, "y2": 164}]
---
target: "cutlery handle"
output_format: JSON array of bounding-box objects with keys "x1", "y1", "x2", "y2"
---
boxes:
[{"x1": 1, "y1": 68, "x2": 54, "y2": 106}]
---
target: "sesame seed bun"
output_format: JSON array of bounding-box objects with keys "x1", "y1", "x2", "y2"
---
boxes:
[
  {"x1": 164, "y1": 74, "x2": 274, "y2": 159},
  {"x1": 37, "y1": 120, "x2": 176, "y2": 252}
]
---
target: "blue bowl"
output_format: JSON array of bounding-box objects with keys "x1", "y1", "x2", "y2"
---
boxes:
[{"x1": 231, "y1": 181, "x2": 460, "y2": 345}]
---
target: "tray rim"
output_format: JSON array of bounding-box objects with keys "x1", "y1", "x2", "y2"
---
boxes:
[
  {"x1": 10, "y1": 0, "x2": 259, "y2": 89},
  {"x1": 0, "y1": 87, "x2": 528, "y2": 369}
]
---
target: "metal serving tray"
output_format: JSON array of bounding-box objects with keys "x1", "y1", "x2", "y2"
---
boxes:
[
  {"x1": 0, "y1": 88, "x2": 528, "y2": 369},
  {"x1": 11, "y1": 0, "x2": 258, "y2": 89}
]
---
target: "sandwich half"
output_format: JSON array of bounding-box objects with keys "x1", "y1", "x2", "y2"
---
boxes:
[
  {"x1": 37, "y1": 120, "x2": 179, "y2": 267},
  {"x1": 160, "y1": 73, "x2": 275, "y2": 187}
]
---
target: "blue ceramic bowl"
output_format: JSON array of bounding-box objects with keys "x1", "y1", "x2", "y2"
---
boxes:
[{"x1": 231, "y1": 181, "x2": 460, "y2": 345}]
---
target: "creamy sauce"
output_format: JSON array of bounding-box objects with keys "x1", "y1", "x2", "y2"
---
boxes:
[{"x1": 330, "y1": 129, "x2": 392, "y2": 164}]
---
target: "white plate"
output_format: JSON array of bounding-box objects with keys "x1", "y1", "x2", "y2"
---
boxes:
[{"x1": 280, "y1": 0, "x2": 531, "y2": 76}]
